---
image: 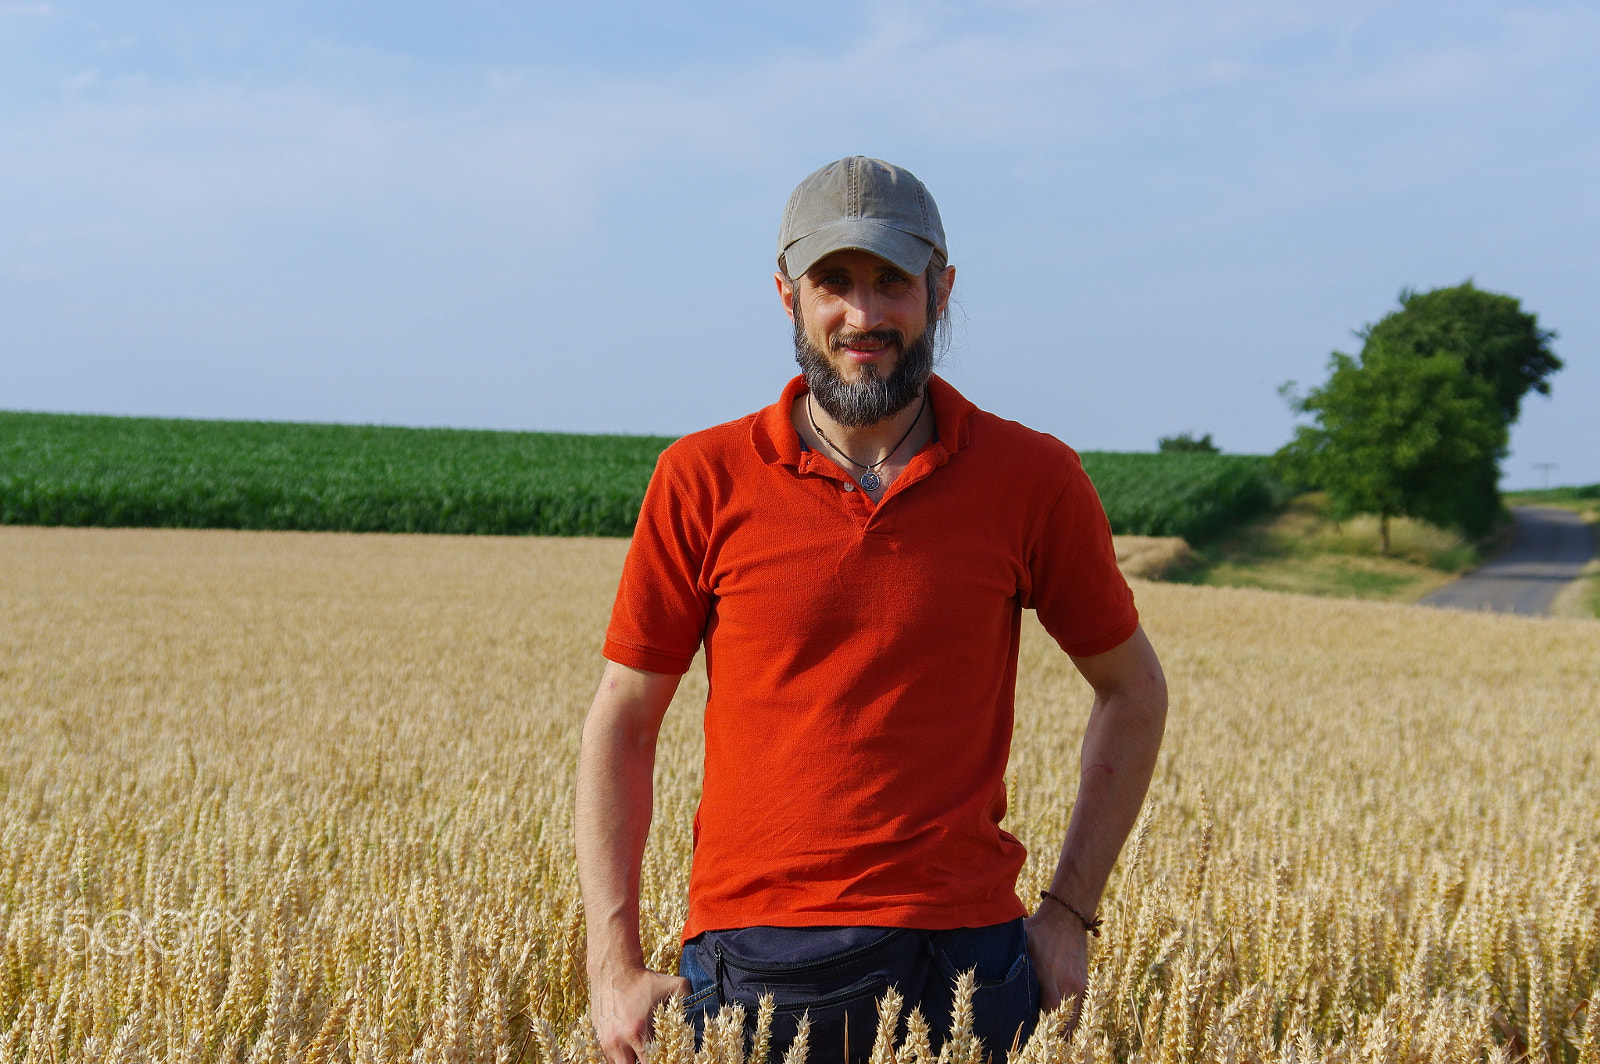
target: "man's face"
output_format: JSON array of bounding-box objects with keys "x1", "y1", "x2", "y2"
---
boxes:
[{"x1": 776, "y1": 249, "x2": 954, "y2": 427}]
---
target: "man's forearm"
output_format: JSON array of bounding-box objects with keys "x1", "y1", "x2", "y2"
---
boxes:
[
  {"x1": 575, "y1": 714, "x2": 656, "y2": 972},
  {"x1": 574, "y1": 661, "x2": 681, "y2": 975},
  {"x1": 1050, "y1": 625, "x2": 1168, "y2": 915},
  {"x1": 1046, "y1": 681, "x2": 1167, "y2": 914}
]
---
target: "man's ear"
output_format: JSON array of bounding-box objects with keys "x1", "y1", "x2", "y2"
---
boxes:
[
  {"x1": 775, "y1": 271, "x2": 797, "y2": 323},
  {"x1": 935, "y1": 264, "x2": 956, "y2": 317}
]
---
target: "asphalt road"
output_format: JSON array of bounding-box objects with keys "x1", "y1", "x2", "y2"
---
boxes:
[{"x1": 1420, "y1": 506, "x2": 1596, "y2": 616}]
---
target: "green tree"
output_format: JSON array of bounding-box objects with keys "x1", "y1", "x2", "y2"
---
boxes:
[
  {"x1": 1158, "y1": 432, "x2": 1219, "y2": 453},
  {"x1": 1360, "y1": 281, "x2": 1560, "y2": 424},
  {"x1": 1277, "y1": 342, "x2": 1507, "y2": 552}
]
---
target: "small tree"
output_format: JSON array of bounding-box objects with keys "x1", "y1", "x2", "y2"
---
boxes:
[
  {"x1": 1158, "y1": 432, "x2": 1220, "y2": 453},
  {"x1": 1277, "y1": 342, "x2": 1506, "y2": 553}
]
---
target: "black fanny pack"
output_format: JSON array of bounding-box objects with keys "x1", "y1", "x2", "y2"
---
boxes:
[{"x1": 691, "y1": 926, "x2": 932, "y2": 1062}]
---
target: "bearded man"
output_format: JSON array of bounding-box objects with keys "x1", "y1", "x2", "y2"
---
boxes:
[{"x1": 576, "y1": 157, "x2": 1167, "y2": 1064}]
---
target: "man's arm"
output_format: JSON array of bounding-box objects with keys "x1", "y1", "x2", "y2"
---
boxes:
[
  {"x1": 1023, "y1": 623, "x2": 1168, "y2": 1017},
  {"x1": 576, "y1": 659, "x2": 690, "y2": 1064}
]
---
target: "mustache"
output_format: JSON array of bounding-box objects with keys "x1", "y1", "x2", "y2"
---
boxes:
[{"x1": 831, "y1": 329, "x2": 903, "y2": 352}]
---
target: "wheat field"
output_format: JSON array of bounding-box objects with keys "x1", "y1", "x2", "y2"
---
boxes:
[{"x1": 1, "y1": 525, "x2": 1596, "y2": 1064}]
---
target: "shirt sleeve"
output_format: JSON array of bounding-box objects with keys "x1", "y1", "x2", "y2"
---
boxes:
[
  {"x1": 1024, "y1": 451, "x2": 1140, "y2": 658},
  {"x1": 602, "y1": 442, "x2": 716, "y2": 675}
]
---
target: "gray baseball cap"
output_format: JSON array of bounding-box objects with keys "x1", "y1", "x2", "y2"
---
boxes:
[{"x1": 777, "y1": 157, "x2": 947, "y2": 279}]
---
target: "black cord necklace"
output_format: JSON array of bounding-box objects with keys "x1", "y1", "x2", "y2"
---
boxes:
[{"x1": 806, "y1": 390, "x2": 928, "y2": 492}]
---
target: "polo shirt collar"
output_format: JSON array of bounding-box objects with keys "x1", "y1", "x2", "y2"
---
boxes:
[{"x1": 750, "y1": 373, "x2": 976, "y2": 467}]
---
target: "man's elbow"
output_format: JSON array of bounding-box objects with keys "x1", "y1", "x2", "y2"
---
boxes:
[
  {"x1": 581, "y1": 706, "x2": 658, "y2": 760},
  {"x1": 1100, "y1": 669, "x2": 1168, "y2": 739}
]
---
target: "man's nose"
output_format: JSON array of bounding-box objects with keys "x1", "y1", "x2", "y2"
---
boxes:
[{"x1": 842, "y1": 289, "x2": 885, "y2": 331}]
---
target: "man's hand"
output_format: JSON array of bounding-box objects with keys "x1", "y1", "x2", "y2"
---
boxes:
[
  {"x1": 1023, "y1": 902, "x2": 1089, "y2": 1028},
  {"x1": 588, "y1": 963, "x2": 692, "y2": 1064}
]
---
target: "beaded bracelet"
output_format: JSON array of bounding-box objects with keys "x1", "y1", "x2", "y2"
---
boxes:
[{"x1": 1039, "y1": 890, "x2": 1103, "y2": 937}]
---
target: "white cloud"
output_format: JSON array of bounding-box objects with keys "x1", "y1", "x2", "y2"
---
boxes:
[
  {"x1": 1322, "y1": 5, "x2": 1600, "y2": 109},
  {"x1": 5, "y1": 0, "x2": 1593, "y2": 252},
  {"x1": 6, "y1": 0, "x2": 1589, "y2": 281},
  {"x1": 61, "y1": 68, "x2": 98, "y2": 92}
]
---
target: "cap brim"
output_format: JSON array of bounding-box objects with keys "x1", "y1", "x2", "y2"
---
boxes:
[{"x1": 782, "y1": 220, "x2": 935, "y2": 278}]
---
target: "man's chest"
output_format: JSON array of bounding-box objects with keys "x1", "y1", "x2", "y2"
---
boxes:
[{"x1": 693, "y1": 467, "x2": 1038, "y2": 649}]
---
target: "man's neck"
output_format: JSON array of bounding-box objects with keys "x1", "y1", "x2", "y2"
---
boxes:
[{"x1": 791, "y1": 388, "x2": 934, "y2": 475}]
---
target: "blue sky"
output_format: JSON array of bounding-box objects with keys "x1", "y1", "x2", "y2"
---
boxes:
[{"x1": 3, "y1": 0, "x2": 1596, "y2": 488}]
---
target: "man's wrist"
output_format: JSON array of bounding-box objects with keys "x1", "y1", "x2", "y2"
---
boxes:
[
  {"x1": 1038, "y1": 890, "x2": 1102, "y2": 937},
  {"x1": 588, "y1": 953, "x2": 651, "y2": 979},
  {"x1": 585, "y1": 934, "x2": 650, "y2": 981}
]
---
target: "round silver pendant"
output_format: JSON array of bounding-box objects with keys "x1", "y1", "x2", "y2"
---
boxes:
[{"x1": 859, "y1": 471, "x2": 882, "y2": 491}]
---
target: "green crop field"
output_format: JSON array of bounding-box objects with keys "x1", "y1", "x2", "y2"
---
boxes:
[
  {"x1": 1508, "y1": 483, "x2": 1600, "y2": 504},
  {"x1": 1, "y1": 411, "x2": 1281, "y2": 540},
  {"x1": 0, "y1": 412, "x2": 673, "y2": 537},
  {"x1": 1080, "y1": 451, "x2": 1284, "y2": 542}
]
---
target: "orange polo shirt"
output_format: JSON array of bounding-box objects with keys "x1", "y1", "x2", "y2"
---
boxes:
[{"x1": 604, "y1": 374, "x2": 1138, "y2": 939}]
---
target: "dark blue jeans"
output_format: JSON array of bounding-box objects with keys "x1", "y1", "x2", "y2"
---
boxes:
[{"x1": 679, "y1": 920, "x2": 1038, "y2": 1064}]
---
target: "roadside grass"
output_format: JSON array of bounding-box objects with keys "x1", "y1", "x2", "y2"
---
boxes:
[
  {"x1": 1169, "y1": 492, "x2": 1479, "y2": 602},
  {"x1": 1505, "y1": 484, "x2": 1600, "y2": 516},
  {"x1": 1565, "y1": 561, "x2": 1600, "y2": 620},
  {"x1": 1564, "y1": 562, "x2": 1600, "y2": 620}
]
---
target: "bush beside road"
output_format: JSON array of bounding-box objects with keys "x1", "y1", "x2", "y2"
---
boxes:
[{"x1": 1163, "y1": 492, "x2": 1481, "y2": 602}]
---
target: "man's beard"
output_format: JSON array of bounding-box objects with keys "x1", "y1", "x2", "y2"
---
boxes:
[{"x1": 793, "y1": 313, "x2": 936, "y2": 428}]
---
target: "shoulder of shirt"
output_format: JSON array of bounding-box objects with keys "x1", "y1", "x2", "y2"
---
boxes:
[
  {"x1": 961, "y1": 406, "x2": 1086, "y2": 472},
  {"x1": 653, "y1": 409, "x2": 764, "y2": 471}
]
